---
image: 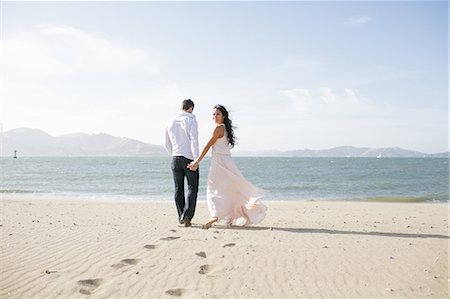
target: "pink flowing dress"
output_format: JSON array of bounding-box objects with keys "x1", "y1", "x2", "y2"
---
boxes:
[{"x1": 206, "y1": 125, "x2": 267, "y2": 226}]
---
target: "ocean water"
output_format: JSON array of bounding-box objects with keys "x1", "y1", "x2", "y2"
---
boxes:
[{"x1": 0, "y1": 157, "x2": 448, "y2": 202}]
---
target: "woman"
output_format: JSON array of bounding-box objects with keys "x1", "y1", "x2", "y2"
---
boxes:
[{"x1": 188, "y1": 105, "x2": 267, "y2": 229}]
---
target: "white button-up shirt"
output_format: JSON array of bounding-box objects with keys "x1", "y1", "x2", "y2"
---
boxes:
[{"x1": 164, "y1": 111, "x2": 199, "y2": 160}]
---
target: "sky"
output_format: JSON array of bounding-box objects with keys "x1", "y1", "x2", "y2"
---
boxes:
[{"x1": 0, "y1": 1, "x2": 448, "y2": 153}]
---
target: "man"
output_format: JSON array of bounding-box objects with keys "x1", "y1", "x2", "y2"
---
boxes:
[{"x1": 165, "y1": 99, "x2": 199, "y2": 227}]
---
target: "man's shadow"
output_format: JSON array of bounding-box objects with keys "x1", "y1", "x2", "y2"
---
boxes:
[{"x1": 209, "y1": 225, "x2": 449, "y2": 239}]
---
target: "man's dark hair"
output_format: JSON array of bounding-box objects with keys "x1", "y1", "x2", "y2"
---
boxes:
[{"x1": 181, "y1": 99, "x2": 195, "y2": 110}]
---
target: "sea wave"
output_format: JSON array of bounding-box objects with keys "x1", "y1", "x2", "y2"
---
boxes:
[{"x1": 0, "y1": 189, "x2": 47, "y2": 194}]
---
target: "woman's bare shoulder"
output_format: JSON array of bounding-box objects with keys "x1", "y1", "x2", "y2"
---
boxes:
[{"x1": 213, "y1": 124, "x2": 225, "y2": 137}]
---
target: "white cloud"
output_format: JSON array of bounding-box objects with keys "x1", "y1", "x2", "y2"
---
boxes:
[
  {"x1": 2, "y1": 38, "x2": 70, "y2": 75},
  {"x1": 344, "y1": 88, "x2": 363, "y2": 104},
  {"x1": 278, "y1": 89, "x2": 312, "y2": 112},
  {"x1": 279, "y1": 87, "x2": 371, "y2": 116},
  {"x1": 345, "y1": 15, "x2": 372, "y2": 26},
  {"x1": 2, "y1": 24, "x2": 167, "y2": 76},
  {"x1": 0, "y1": 24, "x2": 174, "y2": 145}
]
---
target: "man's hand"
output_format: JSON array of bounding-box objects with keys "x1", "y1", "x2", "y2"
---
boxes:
[{"x1": 187, "y1": 161, "x2": 199, "y2": 171}]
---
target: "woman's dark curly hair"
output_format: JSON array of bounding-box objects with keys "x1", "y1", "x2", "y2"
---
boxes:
[{"x1": 214, "y1": 104, "x2": 236, "y2": 148}]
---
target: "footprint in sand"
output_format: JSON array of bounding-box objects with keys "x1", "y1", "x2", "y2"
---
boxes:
[
  {"x1": 77, "y1": 278, "x2": 103, "y2": 295},
  {"x1": 165, "y1": 288, "x2": 186, "y2": 297},
  {"x1": 223, "y1": 243, "x2": 236, "y2": 248},
  {"x1": 111, "y1": 259, "x2": 140, "y2": 271},
  {"x1": 195, "y1": 251, "x2": 206, "y2": 258},
  {"x1": 120, "y1": 259, "x2": 140, "y2": 265},
  {"x1": 111, "y1": 263, "x2": 127, "y2": 269},
  {"x1": 198, "y1": 264, "x2": 217, "y2": 275},
  {"x1": 144, "y1": 244, "x2": 157, "y2": 250},
  {"x1": 160, "y1": 236, "x2": 181, "y2": 241}
]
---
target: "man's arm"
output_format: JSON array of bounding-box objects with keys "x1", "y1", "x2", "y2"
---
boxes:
[
  {"x1": 164, "y1": 128, "x2": 173, "y2": 156},
  {"x1": 189, "y1": 117, "x2": 200, "y2": 160}
]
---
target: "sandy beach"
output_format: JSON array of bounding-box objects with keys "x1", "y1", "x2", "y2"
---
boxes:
[{"x1": 0, "y1": 197, "x2": 448, "y2": 298}]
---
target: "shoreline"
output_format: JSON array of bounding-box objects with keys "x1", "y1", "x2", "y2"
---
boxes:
[
  {"x1": 1, "y1": 196, "x2": 448, "y2": 298},
  {"x1": 1, "y1": 193, "x2": 447, "y2": 204}
]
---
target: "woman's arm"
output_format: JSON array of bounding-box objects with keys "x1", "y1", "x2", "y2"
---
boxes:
[{"x1": 188, "y1": 125, "x2": 224, "y2": 170}]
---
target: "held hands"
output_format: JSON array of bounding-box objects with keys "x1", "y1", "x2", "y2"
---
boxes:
[{"x1": 187, "y1": 161, "x2": 199, "y2": 171}]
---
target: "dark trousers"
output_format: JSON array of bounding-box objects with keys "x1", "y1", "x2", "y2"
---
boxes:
[{"x1": 171, "y1": 156, "x2": 199, "y2": 222}]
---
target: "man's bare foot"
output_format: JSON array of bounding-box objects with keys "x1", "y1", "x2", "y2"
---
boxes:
[{"x1": 202, "y1": 218, "x2": 218, "y2": 229}]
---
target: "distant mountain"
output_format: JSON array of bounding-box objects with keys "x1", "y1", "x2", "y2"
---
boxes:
[
  {"x1": 235, "y1": 146, "x2": 449, "y2": 158},
  {"x1": 1, "y1": 128, "x2": 447, "y2": 158},
  {"x1": 1, "y1": 128, "x2": 167, "y2": 157},
  {"x1": 233, "y1": 150, "x2": 284, "y2": 157}
]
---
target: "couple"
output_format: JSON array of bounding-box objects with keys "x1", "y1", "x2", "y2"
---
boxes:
[{"x1": 164, "y1": 99, "x2": 267, "y2": 229}]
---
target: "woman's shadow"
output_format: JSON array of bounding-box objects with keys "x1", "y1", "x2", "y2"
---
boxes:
[{"x1": 212, "y1": 225, "x2": 449, "y2": 239}]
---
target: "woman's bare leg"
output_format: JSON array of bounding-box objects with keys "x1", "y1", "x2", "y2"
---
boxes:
[{"x1": 202, "y1": 217, "x2": 218, "y2": 229}]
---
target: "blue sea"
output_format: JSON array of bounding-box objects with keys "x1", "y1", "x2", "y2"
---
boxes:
[{"x1": 0, "y1": 157, "x2": 448, "y2": 202}]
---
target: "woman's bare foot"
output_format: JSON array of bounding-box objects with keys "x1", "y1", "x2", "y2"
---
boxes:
[{"x1": 202, "y1": 218, "x2": 218, "y2": 229}]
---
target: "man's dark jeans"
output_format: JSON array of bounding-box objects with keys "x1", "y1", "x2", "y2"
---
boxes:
[{"x1": 171, "y1": 156, "x2": 199, "y2": 222}]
